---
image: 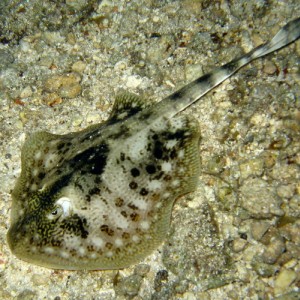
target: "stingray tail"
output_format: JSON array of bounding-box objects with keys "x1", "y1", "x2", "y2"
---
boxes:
[{"x1": 160, "y1": 17, "x2": 300, "y2": 117}]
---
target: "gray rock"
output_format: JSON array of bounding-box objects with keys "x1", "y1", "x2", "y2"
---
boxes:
[{"x1": 240, "y1": 178, "x2": 284, "y2": 218}]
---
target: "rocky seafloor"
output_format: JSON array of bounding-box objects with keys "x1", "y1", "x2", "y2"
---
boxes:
[{"x1": 0, "y1": 0, "x2": 299, "y2": 299}]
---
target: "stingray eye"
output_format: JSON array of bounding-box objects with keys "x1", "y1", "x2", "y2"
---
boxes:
[
  {"x1": 51, "y1": 207, "x2": 62, "y2": 216},
  {"x1": 47, "y1": 197, "x2": 72, "y2": 220},
  {"x1": 55, "y1": 197, "x2": 72, "y2": 217},
  {"x1": 47, "y1": 205, "x2": 63, "y2": 220}
]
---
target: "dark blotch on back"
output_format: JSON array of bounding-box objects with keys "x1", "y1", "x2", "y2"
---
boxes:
[
  {"x1": 146, "y1": 164, "x2": 156, "y2": 174},
  {"x1": 89, "y1": 187, "x2": 101, "y2": 195},
  {"x1": 165, "y1": 129, "x2": 185, "y2": 141},
  {"x1": 100, "y1": 224, "x2": 114, "y2": 236},
  {"x1": 38, "y1": 172, "x2": 45, "y2": 180},
  {"x1": 168, "y1": 90, "x2": 182, "y2": 101},
  {"x1": 108, "y1": 106, "x2": 143, "y2": 125},
  {"x1": 69, "y1": 143, "x2": 109, "y2": 176},
  {"x1": 56, "y1": 143, "x2": 65, "y2": 151},
  {"x1": 140, "y1": 188, "x2": 148, "y2": 196},
  {"x1": 153, "y1": 141, "x2": 164, "y2": 159},
  {"x1": 115, "y1": 198, "x2": 124, "y2": 207},
  {"x1": 131, "y1": 168, "x2": 140, "y2": 177},
  {"x1": 129, "y1": 181, "x2": 138, "y2": 189},
  {"x1": 195, "y1": 72, "x2": 212, "y2": 85}
]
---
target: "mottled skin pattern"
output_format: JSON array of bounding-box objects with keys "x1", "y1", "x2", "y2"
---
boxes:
[
  {"x1": 8, "y1": 94, "x2": 200, "y2": 270},
  {"x1": 7, "y1": 19, "x2": 300, "y2": 270}
]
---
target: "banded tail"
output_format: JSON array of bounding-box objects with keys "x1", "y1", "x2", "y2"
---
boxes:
[{"x1": 158, "y1": 17, "x2": 300, "y2": 119}]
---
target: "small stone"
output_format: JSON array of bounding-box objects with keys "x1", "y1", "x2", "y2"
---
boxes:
[
  {"x1": 44, "y1": 73, "x2": 82, "y2": 99},
  {"x1": 239, "y1": 158, "x2": 264, "y2": 180},
  {"x1": 116, "y1": 274, "x2": 143, "y2": 297},
  {"x1": 20, "y1": 86, "x2": 33, "y2": 99},
  {"x1": 72, "y1": 61, "x2": 87, "y2": 73},
  {"x1": 263, "y1": 60, "x2": 277, "y2": 75},
  {"x1": 59, "y1": 83, "x2": 82, "y2": 98},
  {"x1": 125, "y1": 75, "x2": 142, "y2": 89},
  {"x1": 240, "y1": 178, "x2": 283, "y2": 218},
  {"x1": 261, "y1": 233, "x2": 285, "y2": 264},
  {"x1": 276, "y1": 184, "x2": 295, "y2": 199},
  {"x1": 274, "y1": 269, "x2": 297, "y2": 296},
  {"x1": 31, "y1": 274, "x2": 49, "y2": 286},
  {"x1": 232, "y1": 237, "x2": 247, "y2": 252},
  {"x1": 251, "y1": 258, "x2": 279, "y2": 277},
  {"x1": 250, "y1": 221, "x2": 271, "y2": 241}
]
